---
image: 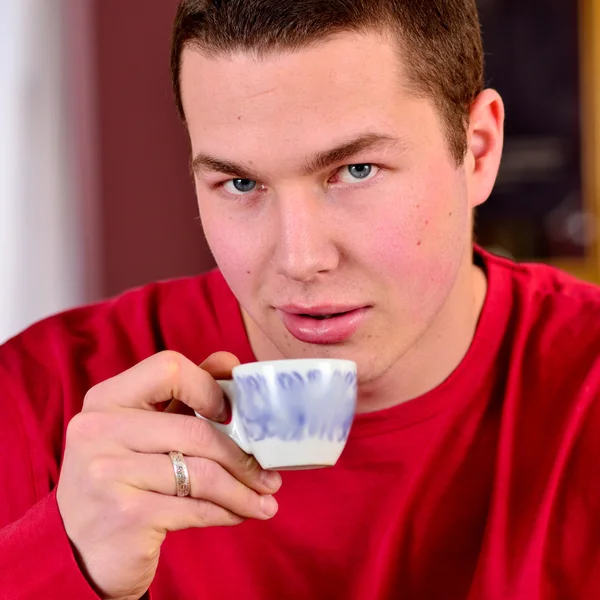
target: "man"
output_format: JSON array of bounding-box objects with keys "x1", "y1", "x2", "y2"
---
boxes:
[{"x1": 1, "y1": 1, "x2": 599, "y2": 599}]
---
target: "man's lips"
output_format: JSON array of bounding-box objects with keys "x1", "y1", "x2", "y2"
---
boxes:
[{"x1": 275, "y1": 305, "x2": 370, "y2": 344}]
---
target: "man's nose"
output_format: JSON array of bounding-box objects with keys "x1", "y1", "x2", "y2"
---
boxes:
[{"x1": 272, "y1": 190, "x2": 340, "y2": 283}]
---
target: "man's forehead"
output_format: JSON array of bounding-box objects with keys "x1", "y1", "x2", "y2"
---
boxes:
[
  {"x1": 179, "y1": 32, "x2": 435, "y2": 174},
  {"x1": 179, "y1": 28, "x2": 395, "y2": 67},
  {"x1": 179, "y1": 31, "x2": 406, "y2": 104}
]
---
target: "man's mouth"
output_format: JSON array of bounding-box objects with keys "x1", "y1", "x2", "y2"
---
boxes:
[
  {"x1": 299, "y1": 311, "x2": 351, "y2": 320},
  {"x1": 276, "y1": 306, "x2": 369, "y2": 344}
]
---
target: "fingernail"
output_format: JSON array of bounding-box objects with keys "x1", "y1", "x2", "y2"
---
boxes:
[
  {"x1": 260, "y1": 495, "x2": 279, "y2": 518},
  {"x1": 215, "y1": 401, "x2": 231, "y2": 424},
  {"x1": 261, "y1": 470, "x2": 282, "y2": 491}
]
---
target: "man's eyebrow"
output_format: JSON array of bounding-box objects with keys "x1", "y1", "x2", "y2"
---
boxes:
[
  {"x1": 301, "y1": 133, "x2": 405, "y2": 175},
  {"x1": 191, "y1": 133, "x2": 406, "y2": 180},
  {"x1": 190, "y1": 155, "x2": 261, "y2": 181}
]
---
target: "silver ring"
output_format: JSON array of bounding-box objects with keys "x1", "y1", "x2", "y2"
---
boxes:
[{"x1": 168, "y1": 451, "x2": 190, "y2": 497}]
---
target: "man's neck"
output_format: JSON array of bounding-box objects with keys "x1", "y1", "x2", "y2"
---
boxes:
[{"x1": 355, "y1": 257, "x2": 488, "y2": 413}]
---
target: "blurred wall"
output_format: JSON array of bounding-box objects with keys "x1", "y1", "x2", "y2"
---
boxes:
[
  {"x1": 93, "y1": 0, "x2": 215, "y2": 299},
  {"x1": 0, "y1": 0, "x2": 92, "y2": 342}
]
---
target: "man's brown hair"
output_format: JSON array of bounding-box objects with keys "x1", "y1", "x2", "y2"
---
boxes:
[{"x1": 170, "y1": 0, "x2": 484, "y2": 164}]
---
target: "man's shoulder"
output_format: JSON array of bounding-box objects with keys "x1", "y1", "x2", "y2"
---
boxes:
[
  {"x1": 3, "y1": 269, "x2": 227, "y2": 346},
  {"x1": 0, "y1": 269, "x2": 237, "y2": 398},
  {"x1": 486, "y1": 250, "x2": 600, "y2": 309},
  {"x1": 486, "y1": 251, "x2": 600, "y2": 347},
  {"x1": 483, "y1": 255, "x2": 600, "y2": 501},
  {"x1": 482, "y1": 251, "x2": 600, "y2": 396}
]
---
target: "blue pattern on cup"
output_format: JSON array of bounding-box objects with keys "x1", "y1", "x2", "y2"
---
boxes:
[{"x1": 235, "y1": 369, "x2": 357, "y2": 443}]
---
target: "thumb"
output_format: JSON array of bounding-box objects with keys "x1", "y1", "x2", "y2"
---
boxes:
[
  {"x1": 164, "y1": 352, "x2": 241, "y2": 419},
  {"x1": 199, "y1": 351, "x2": 241, "y2": 379},
  {"x1": 199, "y1": 352, "x2": 241, "y2": 422}
]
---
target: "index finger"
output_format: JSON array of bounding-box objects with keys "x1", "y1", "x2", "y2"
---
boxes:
[{"x1": 83, "y1": 350, "x2": 232, "y2": 420}]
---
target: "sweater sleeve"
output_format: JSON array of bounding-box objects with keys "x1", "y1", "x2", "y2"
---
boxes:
[
  {"x1": 0, "y1": 380, "x2": 99, "y2": 599},
  {"x1": 0, "y1": 490, "x2": 99, "y2": 599}
]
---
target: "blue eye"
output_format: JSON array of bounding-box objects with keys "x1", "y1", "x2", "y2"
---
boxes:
[
  {"x1": 338, "y1": 164, "x2": 379, "y2": 183},
  {"x1": 349, "y1": 165, "x2": 372, "y2": 179},
  {"x1": 224, "y1": 179, "x2": 257, "y2": 194}
]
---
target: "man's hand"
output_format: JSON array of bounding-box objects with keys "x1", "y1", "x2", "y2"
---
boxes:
[{"x1": 56, "y1": 351, "x2": 281, "y2": 600}]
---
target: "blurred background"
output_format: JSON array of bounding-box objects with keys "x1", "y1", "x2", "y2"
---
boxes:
[{"x1": 0, "y1": 0, "x2": 599, "y2": 342}]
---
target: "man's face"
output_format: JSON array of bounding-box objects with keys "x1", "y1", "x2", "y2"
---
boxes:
[{"x1": 180, "y1": 32, "x2": 485, "y2": 383}]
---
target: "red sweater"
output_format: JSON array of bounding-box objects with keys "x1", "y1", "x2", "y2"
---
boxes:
[{"x1": 1, "y1": 250, "x2": 600, "y2": 600}]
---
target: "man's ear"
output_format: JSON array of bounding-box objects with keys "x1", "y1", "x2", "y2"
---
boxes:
[{"x1": 464, "y1": 88, "x2": 505, "y2": 209}]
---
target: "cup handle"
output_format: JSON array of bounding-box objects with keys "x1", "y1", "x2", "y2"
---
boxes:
[{"x1": 194, "y1": 380, "x2": 252, "y2": 455}]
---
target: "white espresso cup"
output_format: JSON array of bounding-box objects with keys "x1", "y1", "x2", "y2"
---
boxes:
[{"x1": 196, "y1": 358, "x2": 357, "y2": 470}]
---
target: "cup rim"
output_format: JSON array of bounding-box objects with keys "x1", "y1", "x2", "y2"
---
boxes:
[{"x1": 232, "y1": 358, "x2": 357, "y2": 375}]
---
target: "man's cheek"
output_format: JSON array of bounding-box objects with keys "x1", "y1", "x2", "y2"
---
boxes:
[{"x1": 359, "y1": 217, "x2": 429, "y2": 272}]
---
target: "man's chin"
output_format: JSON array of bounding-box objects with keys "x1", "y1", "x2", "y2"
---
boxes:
[
  {"x1": 281, "y1": 343, "x2": 357, "y2": 361},
  {"x1": 274, "y1": 334, "x2": 377, "y2": 369},
  {"x1": 259, "y1": 330, "x2": 395, "y2": 388}
]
